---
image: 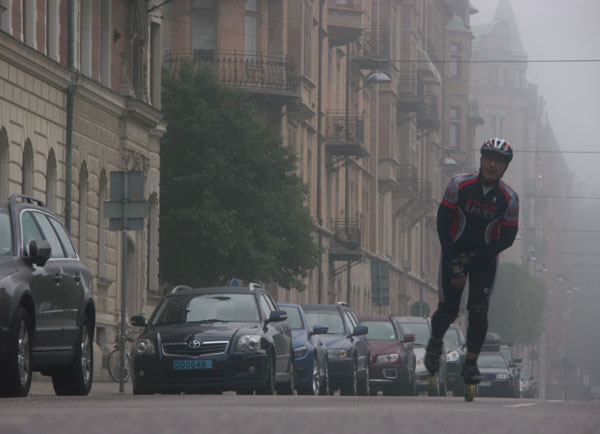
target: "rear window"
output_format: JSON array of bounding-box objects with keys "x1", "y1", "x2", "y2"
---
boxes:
[
  {"x1": 396, "y1": 321, "x2": 430, "y2": 345},
  {"x1": 305, "y1": 310, "x2": 345, "y2": 335},
  {"x1": 361, "y1": 321, "x2": 397, "y2": 340}
]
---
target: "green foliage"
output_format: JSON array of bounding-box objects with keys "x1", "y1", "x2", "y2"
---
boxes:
[
  {"x1": 159, "y1": 63, "x2": 320, "y2": 290},
  {"x1": 488, "y1": 262, "x2": 547, "y2": 344}
]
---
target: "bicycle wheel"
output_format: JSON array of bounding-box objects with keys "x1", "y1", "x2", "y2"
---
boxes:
[{"x1": 108, "y1": 349, "x2": 131, "y2": 382}]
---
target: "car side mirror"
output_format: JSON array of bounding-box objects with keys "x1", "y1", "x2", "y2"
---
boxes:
[
  {"x1": 351, "y1": 325, "x2": 368, "y2": 336},
  {"x1": 266, "y1": 310, "x2": 287, "y2": 324},
  {"x1": 514, "y1": 358, "x2": 522, "y2": 364},
  {"x1": 310, "y1": 325, "x2": 328, "y2": 336},
  {"x1": 130, "y1": 315, "x2": 147, "y2": 327},
  {"x1": 27, "y1": 240, "x2": 51, "y2": 266},
  {"x1": 402, "y1": 333, "x2": 416, "y2": 343},
  {"x1": 509, "y1": 362, "x2": 517, "y2": 368}
]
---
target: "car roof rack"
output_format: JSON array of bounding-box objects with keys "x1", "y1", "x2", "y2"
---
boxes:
[
  {"x1": 171, "y1": 285, "x2": 192, "y2": 293},
  {"x1": 9, "y1": 194, "x2": 45, "y2": 208},
  {"x1": 337, "y1": 301, "x2": 350, "y2": 308},
  {"x1": 248, "y1": 282, "x2": 264, "y2": 292}
]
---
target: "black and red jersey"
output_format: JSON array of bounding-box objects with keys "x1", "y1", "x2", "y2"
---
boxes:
[{"x1": 437, "y1": 171, "x2": 519, "y2": 263}]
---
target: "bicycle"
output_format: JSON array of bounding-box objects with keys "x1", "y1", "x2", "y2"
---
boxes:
[{"x1": 107, "y1": 329, "x2": 136, "y2": 383}]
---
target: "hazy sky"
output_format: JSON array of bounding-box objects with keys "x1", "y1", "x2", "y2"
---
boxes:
[{"x1": 470, "y1": 0, "x2": 600, "y2": 195}]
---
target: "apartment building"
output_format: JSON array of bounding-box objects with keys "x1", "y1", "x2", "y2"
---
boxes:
[
  {"x1": 0, "y1": 0, "x2": 163, "y2": 379},
  {"x1": 160, "y1": 0, "x2": 480, "y2": 318}
]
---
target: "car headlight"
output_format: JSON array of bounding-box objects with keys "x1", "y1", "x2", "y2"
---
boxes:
[
  {"x1": 375, "y1": 353, "x2": 399, "y2": 363},
  {"x1": 447, "y1": 350, "x2": 460, "y2": 362},
  {"x1": 235, "y1": 335, "x2": 262, "y2": 352},
  {"x1": 294, "y1": 345, "x2": 308, "y2": 359},
  {"x1": 328, "y1": 349, "x2": 349, "y2": 359},
  {"x1": 496, "y1": 373, "x2": 509, "y2": 380},
  {"x1": 134, "y1": 338, "x2": 156, "y2": 355}
]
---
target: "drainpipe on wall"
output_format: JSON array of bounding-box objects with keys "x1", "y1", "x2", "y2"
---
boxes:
[
  {"x1": 316, "y1": 0, "x2": 324, "y2": 304},
  {"x1": 65, "y1": 0, "x2": 75, "y2": 232}
]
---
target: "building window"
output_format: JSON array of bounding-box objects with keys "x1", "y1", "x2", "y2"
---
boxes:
[
  {"x1": 147, "y1": 192, "x2": 159, "y2": 292},
  {"x1": 449, "y1": 42, "x2": 460, "y2": 78},
  {"x1": 46, "y1": 149, "x2": 57, "y2": 212},
  {"x1": 303, "y1": 2, "x2": 313, "y2": 78},
  {"x1": 192, "y1": 0, "x2": 217, "y2": 59},
  {"x1": 449, "y1": 123, "x2": 459, "y2": 149},
  {"x1": 245, "y1": 0, "x2": 258, "y2": 57},
  {"x1": 98, "y1": 170, "x2": 107, "y2": 278},
  {"x1": 0, "y1": 0, "x2": 11, "y2": 34},
  {"x1": 47, "y1": 0, "x2": 59, "y2": 60},
  {"x1": 78, "y1": 163, "x2": 88, "y2": 262},
  {"x1": 0, "y1": 128, "x2": 8, "y2": 199},
  {"x1": 80, "y1": 0, "x2": 92, "y2": 76},
  {"x1": 489, "y1": 115, "x2": 504, "y2": 138},
  {"x1": 150, "y1": 22, "x2": 161, "y2": 108},
  {"x1": 487, "y1": 66, "x2": 498, "y2": 86},
  {"x1": 24, "y1": 0, "x2": 35, "y2": 48},
  {"x1": 99, "y1": 0, "x2": 111, "y2": 86},
  {"x1": 449, "y1": 106, "x2": 459, "y2": 120},
  {"x1": 22, "y1": 140, "x2": 34, "y2": 196}
]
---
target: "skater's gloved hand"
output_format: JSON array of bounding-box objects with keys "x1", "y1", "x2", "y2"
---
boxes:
[
  {"x1": 449, "y1": 258, "x2": 467, "y2": 288},
  {"x1": 459, "y1": 251, "x2": 474, "y2": 269}
]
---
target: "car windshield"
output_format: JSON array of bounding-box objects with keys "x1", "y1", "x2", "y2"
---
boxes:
[
  {"x1": 500, "y1": 347, "x2": 513, "y2": 362},
  {"x1": 0, "y1": 211, "x2": 11, "y2": 254},
  {"x1": 282, "y1": 306, "x2": 304, "y2": 330},
  {"x1": 443, "y1": 329, "x2": 460, "y2": 350},
  {"x1": 478, "y1": 354, "x2": 508, "y2": 369},
  {"x1": 397, "y1": 322, "x2": 430, "y2": 345},
  {"x1": 305, "y1": 311, "x2": 345, "y2": 334},
  {"x1": 361, "y1": 321, "x2": 397, "y2": 340},
  {"x1": 151, "y1": 293, "x2": 260, "y2": 325}
]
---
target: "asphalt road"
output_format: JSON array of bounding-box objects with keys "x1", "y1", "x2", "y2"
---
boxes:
[{"x1": 0, "y1": 381, "x2": 597, "y2": 434}]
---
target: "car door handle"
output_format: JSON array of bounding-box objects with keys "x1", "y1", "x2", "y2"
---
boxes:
[{"x1": 54, "y1": 273, "x2": 62, "y2": 283}]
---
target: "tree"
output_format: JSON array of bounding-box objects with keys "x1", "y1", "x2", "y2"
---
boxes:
[
  {"x1": 159, "y1": 64, "x2": 320, "y2": 290},
  {"x1": 488, "y1": 262, "x2": 547, "y2": 344}
]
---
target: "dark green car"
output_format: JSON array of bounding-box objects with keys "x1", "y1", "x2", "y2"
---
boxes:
[{"x1": 0, "y1": 195, "x2": 95, "y2": 397}]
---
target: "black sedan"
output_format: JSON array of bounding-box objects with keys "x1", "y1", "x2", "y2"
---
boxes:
[
  {"x1": 443, "y1": 324, "x2": 467, "y2": 396},
  {"x1": 476, "y1": 352, "x2": 518, "y2": 398},
  {"x1": 129, "y1": 284, "x2": 294, "y2": 395}
]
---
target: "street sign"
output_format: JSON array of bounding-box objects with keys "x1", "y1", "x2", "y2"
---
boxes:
[
  {"x1": 104, "y1": 171, "x2": 149, "y2": 231},
  {"x1": 410, "y1": 301, "x2": 430, "y2": 317},
  {"x1": 109, "y1": 171, "x2": 145, "y2": 201}
]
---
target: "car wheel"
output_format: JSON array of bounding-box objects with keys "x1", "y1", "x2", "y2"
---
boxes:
[
  {"x1": 357, "y1": 364, "x2": 370, "y2": 396},
  {"x1": 427, "y1": 373, "x2": 441, "y2": 397},
  {"x1": 340, "y1": 360, "x2": 358, "y2": 396},
  {"x1": 52, "y1": 316, "x2": 93, "y2": 396},
  {"x1": 439, "y1": 375, "x2": 447, "y2": 397},
  {"x1": 0, "y1": 307, "x2": 33, "y2": 397},
  {"x1": 319, "y1": 359, "x2": 330, "y2": 396},
  {"x1": 299, "y1": 356, "x2": 320, "y2": 396},
  {"x1": 255, "y1": 354, "x2": 275, "y2": 395},
  {"x1": 411, "y1": 373, "x2": 418, "y2": 396},
  {"x1": 276, "y1": 356, "x2": 295, "y2": 395}
]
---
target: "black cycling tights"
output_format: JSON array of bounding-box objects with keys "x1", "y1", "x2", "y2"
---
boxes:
[{"x1": 430, "y1": 255, "x2": 498, "y2": 355}]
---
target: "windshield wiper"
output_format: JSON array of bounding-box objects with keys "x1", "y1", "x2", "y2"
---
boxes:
[{"x1": 189, "y1": 319, "x2": 232, "y2": 323}]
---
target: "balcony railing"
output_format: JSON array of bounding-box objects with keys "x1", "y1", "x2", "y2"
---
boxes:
[
  {"x1": 163, "y1": 50, "x2": 300, "y2": 92},
  {"x1": 352, "y1": 27, "x2": 389, "y2": 68},
  {"x1": 396, "y1": 165, "x2": 418, "y2": 193},
  {"x1": 330, "y1": 217, "x2": 362, "y2": 250},
  {"x1": 417, "y1": 180, "x2": 432, "y2": 204},
  {"x1": 397, "y1": 67, "x2": 424, "y2": 112},
  {"x1": 417, "y1": 92, "x2": 440, "y2": 130}
]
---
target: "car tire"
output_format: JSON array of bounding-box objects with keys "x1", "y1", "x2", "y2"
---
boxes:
[
  {"x1": 276, "y1": 356, "x2": 295, "y2": 395},
  {"x1": 133, "y1": 384, "x2": 154, "y2": 395},
  {"x1": 299, "y1": 357, "x2": 320, "y2": 395},
  {"x1": 427, "y1": 373, "x2": 441, "y2": 397},
  {"x1": 439, "y1": 375, "x2": 447, "y2": 397},
  {"x1": 52, "y1": 316, "x2": 93, "y2": 396},
  {"x1": 0, "y1": 307, "x2": 33, "y2": 397},
  {"x1": 340, "y1": 360, "x2": 358, "y2": 396},
  {"x1": 319, "y1": 359, "x2": 330, "y2": 396},
  {"x1": 357, "y1": 365, "x2": 370, "y2": 396},
  {"x1": 255, "y1": 354, "x2": 275, "y2": 395}
]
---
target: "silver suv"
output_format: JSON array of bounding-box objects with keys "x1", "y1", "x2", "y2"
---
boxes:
[{"x1": 0, "y1": 195, "x2": 95, "y2": 397}]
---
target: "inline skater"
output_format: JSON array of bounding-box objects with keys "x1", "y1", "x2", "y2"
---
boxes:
[{"x1": 425, "y1": 138, "x2": 519, "y2": 400}]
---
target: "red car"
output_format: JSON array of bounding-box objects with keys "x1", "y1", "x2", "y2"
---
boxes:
[{"x1": 358, "y1": 315, "x2": 417, "y2": 396}]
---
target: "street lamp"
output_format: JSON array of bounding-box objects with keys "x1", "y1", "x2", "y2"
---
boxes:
[
  {"x1": 365, "y1": 70, "x2": 392, "y2": 85},
  {"x1": 439, "y1": 157, "x2": 459, "y2": 167}
]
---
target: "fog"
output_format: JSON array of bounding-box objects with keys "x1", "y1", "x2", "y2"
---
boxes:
[{"x1": 470, "y1": 0, "x2": 600, "y2": 391}]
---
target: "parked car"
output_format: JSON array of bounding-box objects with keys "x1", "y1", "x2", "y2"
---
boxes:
[
  {"x1": 358, "y1": 315, "x2": 417, "y2": 396},
  {"x1": 443, "y1": 324, "x2": 467, "y2": 396},
  {"x1": 130, "y1": 284, "x2": 294, "y2": 395},
  {"x1": 518, "y1": 367, "x2": 537, "y2": 398},
  {"x1": 279, "y1": 303, "x2": 329, "y2": 395},
  {"x1": 476, "y1": 352, "x2": 518, "y2": 398},
  {"x1": 483, "y1": 333, "x2": 521, "y2": 398},
  {"x1": 0, "y1": 195, "x2": 95, "y2": 398},
  {"x1": 302, "y1": 302, "x2": 370, "y2": 396},
  {"x1": 393, "y1": 316, "x2": 447, "y2": 396}
]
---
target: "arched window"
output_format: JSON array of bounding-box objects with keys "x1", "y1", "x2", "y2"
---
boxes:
[
  {"x1": 0, "y1": 128, "x2": 8, "y2": 199},
  {"x1": 22, "y1": 140, "x2": 34, "y2": 196},
  {"x1": 46, "y1": 149, "x2": 57, "y2": 211},
  {"x1": 78, "y1": 162, "x2": 88, "y2": 261},
  {"x1": 98, "y1": 169, "x2": 107, "y2": 278},
  {"x1": 147, "y1": 192, "x2": 158, "y2": 292}
]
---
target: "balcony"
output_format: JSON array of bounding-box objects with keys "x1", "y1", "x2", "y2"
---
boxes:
[
  {"x1": 378, "y1": 158, "x2": 399, "y2": 194},
  {"x1": 163, "y1": 50, "x2": 301, "y2": 105},
  {"x1": 392, "y1": 165, "x2": 418, "y2": 213},
  {"x1": 329, "y1": 217, "x2": 363, "y2": 261},
  {"x1": 405, "y1": 180, "x2": 435, "y2": 227},
  {"x1": 397, "y1": 69, "x2": 424, "y2": 113},
  {"x1": 417, "y1": 92, "x2": 440, "y2": 130},
  {"x1": 328, "y1": 0, "x2": 364, "y2": 47},
  {"x1": 324, "y1": 111, "x2": 368, "y2": 157},
  {"x1": 351, "y1": 27, "x2": 389, "y2": 70}
]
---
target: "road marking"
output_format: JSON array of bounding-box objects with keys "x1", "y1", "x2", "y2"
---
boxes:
[{"x1": 502, "y1": 403, "x2": 536, "y2": 408}]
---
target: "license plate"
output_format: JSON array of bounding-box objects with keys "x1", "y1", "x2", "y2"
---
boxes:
[
  {"x1": 479, "y1": 381, "x2": 491, "y2": 387},
  {"x1": 173, "y1": 360, "x2": 213, "y2": 370}
]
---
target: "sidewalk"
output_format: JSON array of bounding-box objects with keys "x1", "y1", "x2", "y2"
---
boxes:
[{"x1": 30, "y1": 379, "x2": 133, "y2": 396}]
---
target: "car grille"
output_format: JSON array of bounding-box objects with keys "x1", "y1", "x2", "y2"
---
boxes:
[
  {"x1": 480, "y1": 374, "x2": 496, "y2": 381},
  {"x1": 162, "y1": 341, "x2": 229, "y2": 357}
]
